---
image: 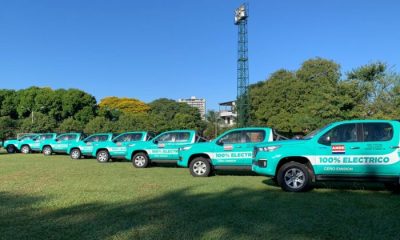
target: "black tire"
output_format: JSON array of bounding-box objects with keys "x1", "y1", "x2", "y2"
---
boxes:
[
  {"x1": 277, "y1": 161, "x2": 312, "y2": 192},
  {"x1": 43, "y1": 146, "x2": 53, "y2": 156},
  {"x1": 70, "y1": 148, "x2": 82, "y2": 160},
  {"x1": 96, "y1": 150, "x2": 110, "y2": 163},
  {"x1": 21, "y1": 145, "x2": 31, "y2": 154},
  {"x1": 189, "y1": 157, "x2": 212, "y2": 177},
  {"x1": 132, "y1": 152, "x2": 149, "y2": 168},
  {"x1": 6, "y1": 145, "x2": 16, "y2": 154}
]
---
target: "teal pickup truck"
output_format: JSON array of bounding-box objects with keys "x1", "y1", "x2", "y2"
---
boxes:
[
  {"x1": 178, "y1": 127, "x2": 285, "y2": 177},
  {"x1": 3, "y1": 133, "x2": 56, "y2": 154},
  {"x1": 252, "y1": 120, "x2": 400, "y2": 192},
  {"x1": 125, "y1": 130, "x2": 205, "y2": 168},
  {"x1": 40, "y1": 133, "x2": 85, "y2": 156},
  {"x1": 92, "y1": 131, "x2": 154, "y2": 163},
  {"x1": 68, "y1": 133, "x2": 114, "y2": 159}
]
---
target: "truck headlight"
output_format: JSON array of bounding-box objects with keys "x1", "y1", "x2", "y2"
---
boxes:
[{"x1": 258, "y1": 145, "x2": 281, "y2": 152}]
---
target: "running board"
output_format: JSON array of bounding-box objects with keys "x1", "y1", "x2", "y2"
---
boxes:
[
  {"x1": 214, "y1": 166, "x2": 252, "y2": 171},
  {"x1": 151, "y1": 160, "x2": 178, "y2": 164},
  {"x1": 316, "y1": 175, "x2": 399, "y2": 183}
]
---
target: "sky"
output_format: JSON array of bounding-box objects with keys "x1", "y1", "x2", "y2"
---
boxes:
[{"x1": 1, "y1": 0, "x2": 399, "y2": 110}]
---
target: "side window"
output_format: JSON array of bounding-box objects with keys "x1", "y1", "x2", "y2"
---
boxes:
[
  {"x1": 319, "y1": 124, "x2": 359, "y2": 145},
  {"x1": 217, "y1": 131, "x2": 242, "y2": 144},
  {"x1": 57, "y1": 135, "x2": 68, "y2": 141},
  {"x1": 244, "y1": 130, "x2": 265, "y2": 143},
  {"x1": 114, "y1": 133, "x2": 143, "y2": 142},
  {"x1": 175, "y1": 132, "x2": 190, "y2": 142},
  {"x1": 156, "y1": 133, "x2": 174, "y2": 143},
  {"x1": 362, "y1": 123, "x2": 393, "y2": 142},
  {"x1": 85, "y1": 136, "x2": 97, "y2": 142},
  {"x1": 146, "y1": 133, "x2": 155, "y2": 141},
  {"x1": 96, "y1": 135, "x2": 109, "y2": 142},
  {"x1": 41, "y1": 134, "x2": 53, "y2": 140}
]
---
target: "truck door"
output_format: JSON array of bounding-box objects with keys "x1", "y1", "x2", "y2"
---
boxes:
[
  {"x1": 358, "y1": 122, "x2": 400, "y2": 175},
  {"x1": 316, "y1": 123, "x2": 364, "y2": 176},
  {"x1": 151, "y1": 132, "x2": 192, "y2": 160},
  {"x1": 213, "y1": 130, "x2": 265, "y2": 166},
  {"x1": 112, "y1": 133, "x2": 144, "y2": 157}
]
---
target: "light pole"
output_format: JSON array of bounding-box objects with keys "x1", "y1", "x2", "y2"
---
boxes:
[{"x1": 22, "y1": 106, "x2": 45, "y2": 123}]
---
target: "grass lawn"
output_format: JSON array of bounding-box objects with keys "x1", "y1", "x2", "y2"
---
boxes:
[{"x1": 0, "y1": 153, "x2": 399, "y2": 240}]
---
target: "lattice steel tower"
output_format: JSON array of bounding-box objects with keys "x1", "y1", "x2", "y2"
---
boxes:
[{"x1": 235, "y1": 4, "x2": 250, "y2": 127}]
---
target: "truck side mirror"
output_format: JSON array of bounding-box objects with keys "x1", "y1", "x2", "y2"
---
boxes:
[{"x1": 153, "y1": 140, "x2": 158, "y2": 144}]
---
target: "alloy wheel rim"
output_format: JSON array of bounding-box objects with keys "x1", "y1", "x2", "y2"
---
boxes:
[
  {"x1": 98, "y1": 152, "x2": 108, "y2": 162},
  {"x1": 284, "y1": 168, "x2": 305, "y2": 189},
  {"x1": 193, "y1": 161, "x2": 207, "y2": 175},
  {"x1": 44, "y1": 148, "x2": 51, "y2": 155},
  {"x1": 134, "y1": 156, "x2": 145, "y2": 166},
  {"x1": 22, "y1": 147, "x2": 29, "y2": 154},
  {"x1": 72, "y1": 150, "x2": 79, "y2": 159}
]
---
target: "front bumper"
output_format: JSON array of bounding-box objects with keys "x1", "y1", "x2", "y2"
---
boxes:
[{"x1": 252, "y1": 159, "x2": 275, "y2": 176}]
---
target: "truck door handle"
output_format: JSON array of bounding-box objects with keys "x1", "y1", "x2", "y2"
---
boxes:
[
  {"x1": 236, "y1": 146, "x2": 242, "y2": 148},
  {"x1": 350, "y1": 146, "x2": 360, "y2": 149},
  {"x1": 391, "y1": 146, "x2": 400, "y2": 149}
]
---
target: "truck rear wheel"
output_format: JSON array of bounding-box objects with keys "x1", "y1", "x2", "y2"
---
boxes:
[
  {"x1": 6, "y1": 145, "x2": 16, "y2": 154},
  {"x1": 277, "y1": 161, "x2": 312, "y2": 192},
  {"x1": 132, "y1": 152, "x2": 149, "y2": 168},
  {"x1": 189, "y1": 157, "x2": 211, "y2": 177},
  {"x1": 21, "y1": 145, "x2": 31, "y2": 154},
  {"x1": 97, "y1": 150, "x2": 110, "y2": 163},
  {"x1": 43, "y1": 146, "x2": 53, "y2": 156}
]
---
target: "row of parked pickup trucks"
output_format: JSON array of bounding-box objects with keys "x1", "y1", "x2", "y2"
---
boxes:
[{"x1": 2, "y1": 119, "x2": 400, "y2": 192}]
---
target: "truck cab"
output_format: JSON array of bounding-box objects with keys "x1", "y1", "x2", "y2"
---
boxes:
[
  {"x1": 125, "y1": 130, "x2": 202, "y2": 168},
  {"x1": 40, "y1": 133, "x2": 85, "y2": 156},
  {"x1": 67, "y1": 133, "x2": 114, "y2": 159},
  {"x1": 3, "y1": 133, "x2": 39, "y2": 154},
  {"x1": 178, "y1": 127, "x2": 282, "y2": 177},
  {"x1": 28, "y1": 133, "x2": 57, "y2": 153},
  {"x1": 92, "y1": 131, "x2": 154, "y2": 163},
  {"x1": 252, "y1": 120, "x2": 400, "y2": 192}
]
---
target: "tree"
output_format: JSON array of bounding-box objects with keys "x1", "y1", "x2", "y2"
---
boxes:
[
  {"x1": 203, "y1": 110, "x2": 222, "y2": 139},
  {"x1": 19, "y1": 112, "x2": 57, "y2": 133},
  {"x1": 0, "y1": 116, "x2": 17, "y2": 140},
  {"x1": 58, "y1": 117, "x2": 85, "y2": 133},
  {"x1": 113, "y1": 113, "x2": 153, "y2": 132},
  {"x1": 61, "y1": 89, "x2": 97, "y2": 121},
  {"x1": 347, "y1": 62, "x2": 400, "y2": 118},
  {"x1": 99, "y1": 97, "x2": 150, "y2": 115},
  {"x1": 84, "y1": 117, "x2": 115, "y2": 134},
  {"x1": 0, "y1": 90, "x2": 18, "y2": 119},
  {"x1": 148, "y1": 98, "x2": 205, "y2": 132}
]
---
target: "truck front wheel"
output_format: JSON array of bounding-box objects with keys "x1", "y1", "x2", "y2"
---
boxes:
[
  {"x1": 189, "y1": 157, "x2": 211, "y2": 177},
  {"x1": 97, "y1": 150, "x2": 110, "y2": 163},
  {"x1": 43, "y1": 146, "x2": 53, "y2": 156},
  {"x1": 132, "y1": 152, "x2": 149, "y2": 168},
  {"x1": 70, "y1": 148, "x2": 81, "y2": 159},
  {"x1": 277, "y1": 162, "x2": 312, "y2": 192},
  {"x1": 21, "y1": 145, "x2": 31, "y2": 154}
]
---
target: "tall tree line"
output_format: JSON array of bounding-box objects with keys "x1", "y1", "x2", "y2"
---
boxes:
[{"x1": 249, "y1": 58, "x2": 400, "y2": 134}]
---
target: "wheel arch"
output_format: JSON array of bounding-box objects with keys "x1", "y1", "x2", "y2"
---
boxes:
[
  {"x1": 96, "y1": 148, "x2": 109, "y2": 155},
  {"x1": 275, "y1": 156, "x2": 315, "y2": 181},
  {"x1": 131, "y1": 150, "x2": 149, "y2": 160},
  {"x1": 188, "y1": 153, "x2": 212, "y2": 166}
]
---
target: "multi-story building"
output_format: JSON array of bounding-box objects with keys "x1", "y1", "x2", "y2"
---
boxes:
[
  {"x1": 178, "y1": 96, "x2": 206, "y2": 120},
  {"x1": 219, "y1": 101, "x2": 236, "y2": 126}
]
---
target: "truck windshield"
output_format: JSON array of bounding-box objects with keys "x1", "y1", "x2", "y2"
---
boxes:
[{"x1": 303, "y1": 124, "x2": 332, "y2": 140}]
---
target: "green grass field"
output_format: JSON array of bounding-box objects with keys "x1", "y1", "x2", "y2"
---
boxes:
[{"x1": 0, "y1": 153, "x2": 399, "y2": 240}]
